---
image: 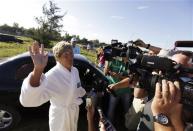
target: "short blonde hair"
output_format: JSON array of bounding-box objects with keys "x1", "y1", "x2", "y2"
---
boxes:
[{"x1": 52, "y1": 41, "x2": 72, "y2": 60}]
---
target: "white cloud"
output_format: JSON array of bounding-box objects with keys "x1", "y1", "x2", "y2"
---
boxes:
[
  {"x1": 86, "y1": 24, "x2": 94, "y2": 28},
  {"x1": 62, "y1": 14, "x2": 80, "y2": 34},
  {"x1": 87, "y1": 33, "x2": 100, "y2": 40},
  {"x1": 137, "y1": 6, "x2": 149, "y2": 10},
  {"x1": 62, "y1": 15, "x2": 102, "y2": 41},
  {"x1": 110, "y1": 15, "x2": 125, "y2": 20}
]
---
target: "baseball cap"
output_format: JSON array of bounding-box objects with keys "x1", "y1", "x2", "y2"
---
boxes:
[{"x1": 71, "y1": 37, "x2": 77, "y2": 43}]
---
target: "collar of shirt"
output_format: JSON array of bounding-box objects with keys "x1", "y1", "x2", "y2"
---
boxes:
[{"x1": 56, "y1": 62, "x2": 73, "y2": 74}]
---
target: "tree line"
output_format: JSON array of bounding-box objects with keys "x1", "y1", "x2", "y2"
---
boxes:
[{"x1": 0, "y1": 1, "x2": 107, "y2": 48}]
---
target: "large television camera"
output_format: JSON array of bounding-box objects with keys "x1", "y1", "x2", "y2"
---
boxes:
[
  {"x1": 104, "y1": 40, "x2": 193, "y2": 110},
  {"x1": 104, "y1": 41, "x2": 129, "y2": 61}
]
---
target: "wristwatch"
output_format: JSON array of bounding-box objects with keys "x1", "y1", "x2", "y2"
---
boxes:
[{"x1": 153, "y1": 113, "x2": 169, "y2": 125}]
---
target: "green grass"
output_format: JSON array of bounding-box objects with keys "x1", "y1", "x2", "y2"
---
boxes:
[
  {"x1": 81, "y1": 49, "x2": 96, "y2": 63},
  {"x1": 0, "y1": 36, "x2": 97, "y2": 63},
  {"x1": 0, "y1": 36, "x2": 32, "y2": 58}
]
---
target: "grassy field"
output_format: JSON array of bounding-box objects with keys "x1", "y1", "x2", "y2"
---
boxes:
[
  {"x1": 80, "y1": 49, "x2": 97, "y2": 64},
  {"x1": 0, "y1": 36, "x2": 31, "y2": 58},
  {"x1": 0, "y1": 36, "x2": 97, "y2": 63}
]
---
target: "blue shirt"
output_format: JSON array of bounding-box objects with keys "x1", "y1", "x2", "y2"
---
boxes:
[{"x1": 73, "y1": 46, "x2": 80, "y2": 54}]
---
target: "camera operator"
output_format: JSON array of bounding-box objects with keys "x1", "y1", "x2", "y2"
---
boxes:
[
  {"x1": 125, "y1": 49, "x2": 157, "y2": 131},
  {"x1": 104, "y1": 55, "x2": 133, "y2": 126},
  {"x1": 137, "y1": 50, "x2": 193, "y2": 131},
  {"x1": 110, "y1": 42, "x2": 157, "y2": 130},
  {"x1": 125, "y1": 40, "x2": 164, "y2": 130},
  {"x1": 108, "y1": 71, "x2": 150, "y2": 131}
]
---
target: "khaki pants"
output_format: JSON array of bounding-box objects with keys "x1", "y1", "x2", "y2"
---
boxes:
[{"x1": 125, "y1": 97, "x2": 146, "y2": 131}]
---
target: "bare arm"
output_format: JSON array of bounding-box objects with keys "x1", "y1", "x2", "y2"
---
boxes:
[
  {"x1": 30, "y1": 68, "x2": 44, "y2": 87},
  {"x1": 29, "y1": 42, "x2": 48, "y2": 87},
  {"x1": 104, "y1": 61, "x2": 110, "y2": 75},
  {"x1": 134, "y1": 39, "x2": 161, "y2": 54},
  {"x1": 134, "y1": 88, "x2": 147, "y2": 98},
  {"x1": 88, "y1": 119, "x2": 96, "y2": 131},
  {"x1": 19, "y1": 42, "x2": 50, "y2": 107},
  {"x1": 86, "y1": 98, "x2": 96, "y2": 131},
  {"x1": 108, "y1": 77, "x2": 131, "y2": 91},
  {"x1": 154, "y1": 123, "x2": 174, "y2": 131},
  {"x1": 148, "y1": 45, "x2": 161, "y2": 54}
]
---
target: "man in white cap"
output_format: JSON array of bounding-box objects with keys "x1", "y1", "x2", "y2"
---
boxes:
[{"x1": 71, "y1": 37, "x2": 80, "y2": 54}]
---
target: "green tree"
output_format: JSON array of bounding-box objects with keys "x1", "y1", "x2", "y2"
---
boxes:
[
  {"x1": 12, "y1": 22, "x2": 22, "y2": 35},
  {"x1": 91, "y1": 39, "x2": 100, "y2": 47},
  {"x1": 80, "y1": 37, "x2": 88, "y2": 45},
  {"x1": 43, "y1": 1, "x2": 65, "y2": 33},
  {"x1": 0, "y1": 24, "x2": 12, "y2": 34},
  {"x1": 63, "y1": 33, "x2": 72, "y2": 42},
  {"x1": 13, "y1": 23, "x2": 19, "y2": 28},
  {"x1": 35, "y1": 0, "x2": 65, "y2": 46}
]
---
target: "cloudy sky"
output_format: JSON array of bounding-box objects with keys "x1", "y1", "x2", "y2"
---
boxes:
[{"x1": 0, "y1": 0, "x2": 192, "y2": 48}]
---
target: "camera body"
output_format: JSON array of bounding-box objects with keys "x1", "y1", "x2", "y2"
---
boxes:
[{"x1": 104, "y1": 41, "x2": 128, "y2": 61}]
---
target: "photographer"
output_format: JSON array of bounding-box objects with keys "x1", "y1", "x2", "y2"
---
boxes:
[
  {"x1": 125, "y1": 53, "x2": 157, "y2": 130},
  {"x1": 108, "y1": 72, "x2": 149, "y2": 131},
  {"x1": 108, "y1": 44, "x2": 157, "y2": 130},
  {"x1": 104, "y1": 55, "x2": 133, "y2": 126}
]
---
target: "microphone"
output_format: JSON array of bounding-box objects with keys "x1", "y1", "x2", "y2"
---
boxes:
[{"x1": 175, "y1": 41, "x2": 193, "y2": 47}]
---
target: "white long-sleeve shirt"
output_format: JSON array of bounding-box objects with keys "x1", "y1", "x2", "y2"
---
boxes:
[{"x1": 19, "y1": 62, "x2": 86, "y2": 131}]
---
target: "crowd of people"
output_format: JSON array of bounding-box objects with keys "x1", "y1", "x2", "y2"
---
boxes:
[
  {"x1": 19, "y1": 38, "x2": 193, "y2": 131},
  {"x1": 90, "y1": 39, "x2": 193, "y2": 131}
]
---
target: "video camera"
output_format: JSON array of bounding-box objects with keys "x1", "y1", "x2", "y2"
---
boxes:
[
  {"x1": 104, "y1": 40, "x2": 193, "y2": 110},
  {"x1": 104, "y1": 40, "x2": 129, "y2": 61}
]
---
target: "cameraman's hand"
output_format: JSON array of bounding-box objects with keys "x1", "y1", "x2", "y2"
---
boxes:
[
  {"x1": 107, "y1": 76, "x2": 137, "y2": 92},
  {"x1": 108, "y1": 83, "x2": 118, "y2": 91},
  {"x1": 151, "y1": 80, "x2": 181, "y2": 116},
  {"x1": 109, "y1": 71, "x2": 116, "y2": 77},
  {"x1": 151, "y1": 80, "x2": 184, "y2": 130},
  {"x1": 109, "y1": 71, "x2": 120, "y2": 79}
]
